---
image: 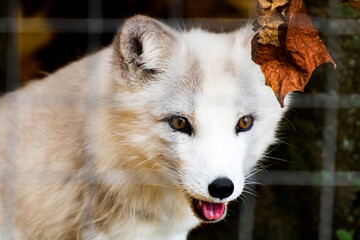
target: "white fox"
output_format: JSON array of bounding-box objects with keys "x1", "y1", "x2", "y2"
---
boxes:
[{"x1": 0, "y1": 16, "x2": 287, "y2": 239}]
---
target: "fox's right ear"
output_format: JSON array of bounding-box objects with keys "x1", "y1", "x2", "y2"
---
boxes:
[{"x1": 112, "y1": 15, "x2": 177, "y2": 86}]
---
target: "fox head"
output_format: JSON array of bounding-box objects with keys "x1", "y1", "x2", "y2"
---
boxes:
[{"x1": 97, "y1": 15, "x2": 287, "y2": 222}]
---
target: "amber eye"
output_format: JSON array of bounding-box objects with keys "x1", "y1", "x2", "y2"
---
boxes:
[
  {"x1": 236, "y1": 116, "x2": 254, "y2": 133},
  {"x1": 168, "y1": 116, "x2": 192, "y2": 135}
]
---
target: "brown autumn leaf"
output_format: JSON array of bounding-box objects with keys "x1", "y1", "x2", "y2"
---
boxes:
[
  {"x1": 252, "y1": 0, "x2": 336, "y2": 107},
  {"x1": 348, "y1": 0, "x2": 360, "y2": 10},
  {"x1": 256, "y1": 0, "x2": 288, "y2": 47}
]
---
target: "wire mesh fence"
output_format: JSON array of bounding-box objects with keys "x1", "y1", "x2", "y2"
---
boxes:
[{"x1": 0, "y1": 0, "x2": 359, "y2": 239}]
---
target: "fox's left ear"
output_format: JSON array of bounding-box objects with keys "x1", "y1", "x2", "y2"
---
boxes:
[{"x1": 113, "y1": 15, "x2": 176, "y2": 85}]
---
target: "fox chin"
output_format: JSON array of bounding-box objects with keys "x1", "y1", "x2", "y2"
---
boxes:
[{"x1": 0, "y1": 15, "x2": 287, "y2": 240}]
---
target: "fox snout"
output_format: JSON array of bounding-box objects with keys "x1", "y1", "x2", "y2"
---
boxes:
[
  {"x1": 208, "y1": 177, "x2": 234, "y2": 200},
  {"x1": 188, "y1": 177, "x2": 236, "y2": 222}
]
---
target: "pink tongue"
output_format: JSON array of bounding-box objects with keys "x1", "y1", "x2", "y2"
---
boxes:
[{"x1": 201, "y1": 201, "x2": 225, "y2": 220}]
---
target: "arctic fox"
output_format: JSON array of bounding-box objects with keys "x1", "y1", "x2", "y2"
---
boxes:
[{"x1": 0, "y1": 16, "x2": 287, "y2": 239}]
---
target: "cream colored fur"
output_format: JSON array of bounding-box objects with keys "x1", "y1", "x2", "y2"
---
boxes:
[{"x1": 0, "y1": 16, "x2": 286, "y2": 239}]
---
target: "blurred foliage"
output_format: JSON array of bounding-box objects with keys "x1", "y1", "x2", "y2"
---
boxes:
[
  {"x1": 336, "y1": 229, "x2": 353, "y2": 240},
  {"x1": 17, "y1": 5, "x2": 54, "y2": 81}
]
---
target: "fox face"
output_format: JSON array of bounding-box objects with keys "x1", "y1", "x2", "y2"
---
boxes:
[{"x1": 109, "y1": 16, "x2": 286, "y2": 223}]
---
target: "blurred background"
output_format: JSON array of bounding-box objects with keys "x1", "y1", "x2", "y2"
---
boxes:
[{"x1": 0, "y1": 0, "x2": 359, "y2": 239}]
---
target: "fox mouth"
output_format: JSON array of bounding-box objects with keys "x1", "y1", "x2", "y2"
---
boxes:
[{"x1": 191, "y1": 198, "x2": 227, "y2": 222}]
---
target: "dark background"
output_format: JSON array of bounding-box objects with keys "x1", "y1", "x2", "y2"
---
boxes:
[{"x1": 0, "y1": 0, "x2": 359, "y2": 239}]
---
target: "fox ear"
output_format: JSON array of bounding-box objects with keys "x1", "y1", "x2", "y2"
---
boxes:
[{"x1": 113, "y1": 15, "x2": 176, "y2": 85}]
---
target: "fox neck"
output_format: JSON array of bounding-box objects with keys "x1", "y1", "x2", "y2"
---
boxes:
[{"x1": 86, "y1": 181, "x2": 198, "y2": 232}]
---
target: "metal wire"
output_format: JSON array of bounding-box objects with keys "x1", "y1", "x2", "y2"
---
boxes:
[
  {"x1": 2, "y1": 1, "x2": 19, "y2": 239},
  {"x1": 1, "y1": 0, "x2": 359, "y2": 239}
]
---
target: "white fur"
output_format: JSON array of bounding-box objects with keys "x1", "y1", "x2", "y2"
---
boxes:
[{"x1": 0, "y1": 16, "x2": 287, "y2": 239}]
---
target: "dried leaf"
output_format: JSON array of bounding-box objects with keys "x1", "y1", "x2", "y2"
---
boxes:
[
  {"x1": 258, "y1": 0, "x2": 288, "y2": 11},
  {"x1": 252, "y1": 0, "x2": 336, "y2": 107},
  {"x1": 348, "y1": 0, "x2": 360, "y2": 10},
  {"x1": 256, "y1": 0, "x2": 288, "y2": 47}
]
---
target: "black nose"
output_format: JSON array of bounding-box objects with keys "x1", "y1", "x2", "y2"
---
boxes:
[{"x1": 208, "y1": 177, "x2": 234, "y2": 199}]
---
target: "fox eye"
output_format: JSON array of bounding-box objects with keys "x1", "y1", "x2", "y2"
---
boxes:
[
  {"x1": 236, "y1": 115, "x2": 254, "y2": 134},
  {"x1": 168, "y1": 116, "x2": 192, "y2": 135}
]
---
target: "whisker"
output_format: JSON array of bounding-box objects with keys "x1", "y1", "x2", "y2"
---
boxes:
[
  {"x1": 283, "y1": 115, "x2": 297, "y2": 132},
  {"x1": 277, "y1": 139, "x2": 307, "y2": 155},
  {"x1": 262, "y1": 155, "x2": 290, "y2": 163}
]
